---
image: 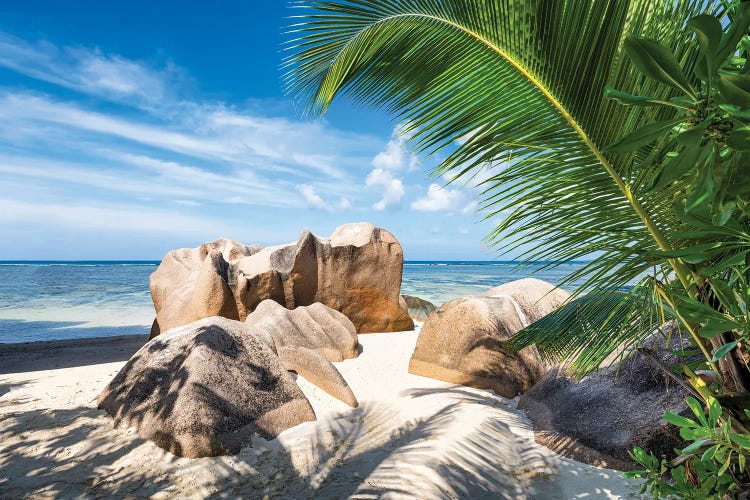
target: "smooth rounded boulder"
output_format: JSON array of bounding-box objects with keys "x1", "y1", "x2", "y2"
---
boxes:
[
  {"x1": 518, "y1": 331, "x2": 693, "y2": 470},
  {"x1": 408, "y1": 279, "x2": 569, "y2": 398},
  {"x1": 149, "y1": 238, "x2": 259, "y2": 337},
  {"x1": 98, "y1": 317, "x2": 316, "y2": 458},
  {"x1": 399, "y1": 295, "x2": 437, "y2": 321},
  {"x1": 245, "y1": 300, "x2": 359, "y2": 407}
]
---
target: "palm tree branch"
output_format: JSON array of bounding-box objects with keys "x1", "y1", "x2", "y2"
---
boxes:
[{"x1": 297, "y1": 7, "x2": 694, "y2": 288}]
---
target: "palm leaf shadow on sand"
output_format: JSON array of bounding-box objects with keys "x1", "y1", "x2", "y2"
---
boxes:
[
  {"x1": 1, "y1": 337, "x2": 630, "y2": 498},
  {"x1": 1, "y1": 394, "x2": 554, "y2": 497}
]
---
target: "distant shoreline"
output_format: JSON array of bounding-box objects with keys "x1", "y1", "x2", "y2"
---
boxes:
[{"x1": 0, "y1": 334, "x2": 148, "y2": 372}]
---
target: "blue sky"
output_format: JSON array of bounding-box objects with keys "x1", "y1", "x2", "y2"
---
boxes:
[{"x1": 0, "y1": 1, "x2": 498, "y2": 260}]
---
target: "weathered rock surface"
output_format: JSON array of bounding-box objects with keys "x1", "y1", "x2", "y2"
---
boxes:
[
  {"x1": 98, "y1": 317, "x2": 316, "y2": 458},
  {"x1": 149, "y1": 223, "x2": 412, "y2": 336},
  {"x1": 399, "y1": 295, "x2": 437, "y2": 321},
  {"x1": 518, "y1": 331, "x2": 692, "y2": 470},
  {"x1": 245, "y1": 300, "x2": 358, "y2": 362},
  {"x1": 245, "y1": 300, "x2": 359, "y2": 407},
  {"x1": 231, "y1": 223, "x2": 413, "y2": 333},
  {"x1": 481, "y1": 278, "x2": 570, "y2": 323},
  {"x1": 408, "y1": 279, "x2": 569, "y2": 398},
  {"x1": 278, "y1": 346, "x2": 359, "y2": 408},
  {"x1": 149, "y1": 238, "x2": 260, "y2": 337}
]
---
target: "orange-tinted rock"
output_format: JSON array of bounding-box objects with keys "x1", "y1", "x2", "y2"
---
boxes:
[
  {"x1": 230, "y1": 223, "x2": 413, "y2": 333},
  {"x1": 150, "y1": 224, "x2": 412, "y2": 337},
  {"x1": 149, "y1": 239, "x2": 258, "y2": 336}
]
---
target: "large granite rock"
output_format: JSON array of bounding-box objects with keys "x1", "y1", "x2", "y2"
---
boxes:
[
  {"x1": 98, "y1": 317, "x2": 316, "y2": 458},
  {"x1": 399, "y1": 295, "x2": 437, "y2": 321},
  {"x1": 231, "y1": 223, "x2": 413, "y2": 333},
  {"x1": 518, "y1": 331, "x2": 692, "y2": 470},
  {"x1": 245, "y1": 300, "x2": 359, "y2": 406},
  {"x1": 408, "y1": 279, "x2": 569, "y2": 398},
  {"x1": 149, "y1": 223, "x2": 413, "y2": 336},
  {"x1": 245, "y1": 300, "x2": 358, "y2": 362},
  {"x1": 149, "y1": 238, "x2": 260, "y2": 337}
]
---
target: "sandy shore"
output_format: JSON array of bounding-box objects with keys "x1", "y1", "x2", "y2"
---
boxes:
[{"x1": 0, "y1": 328, "x2": 644, "y2": 499}]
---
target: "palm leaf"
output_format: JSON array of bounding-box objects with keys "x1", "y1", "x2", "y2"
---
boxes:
[
  {"x1": 284, "y1": 0, "x2": 732, "y2": 373},
  {"x1": 508, "y1": 279, "x2": 672, "y2": 375}
]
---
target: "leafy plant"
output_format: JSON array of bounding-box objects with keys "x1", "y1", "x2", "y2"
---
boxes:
[
  {"x1": 626, "y1": 397, "x2": 750, "y2": 498},
  {"x1": 599, "y1": 4, "x2": 750, "y2": 496}
]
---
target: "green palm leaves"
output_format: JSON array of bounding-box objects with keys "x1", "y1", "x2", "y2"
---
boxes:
[{"x1": 284, "y1": 0, "x2": 734, "y2": 374}]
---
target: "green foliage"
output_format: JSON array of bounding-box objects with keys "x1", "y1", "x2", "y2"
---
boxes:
[
  {"x1": 608, "y1": 3, "x2": 750, "y2": 225},
  {"x1": 600, "y1": 6, "x2": 750, "y2": 494},
  {"x1": 286, "y1": 0, "x2": 732, "y2": 377},
  {"x1": 285, "y1": 2, "x2": 750, "y2": 494},
  {"x1": 627, "y1": 397, "x2": 750, "y2": 498}
]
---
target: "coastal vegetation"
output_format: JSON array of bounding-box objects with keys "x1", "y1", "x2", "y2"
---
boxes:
[{"x1": 286, "y1": 0, "x2": 750, "y2": 496}]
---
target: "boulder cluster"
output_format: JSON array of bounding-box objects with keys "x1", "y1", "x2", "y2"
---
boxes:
[
  {"x1": 148, "y1": 222, "x2": 413, "y2": 338},
  {"x1": 99, "y1": 224, "x2": 687, "y2": 468},
  {"x1": 98, "y1": 301, "x2": 361, "y2": 458}
]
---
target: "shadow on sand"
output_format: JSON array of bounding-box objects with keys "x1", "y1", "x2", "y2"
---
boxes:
[
  {"x1": 0, "y1": 335, "x2": 637, "y2": 498},
  {"x1": 0, "y1": 320, "x2": 148, "y2": 374}
]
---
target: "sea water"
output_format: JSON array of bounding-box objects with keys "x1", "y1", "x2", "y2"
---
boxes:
[{"x1": 0, "y1": 261, "x2": 591, "y2": 343}]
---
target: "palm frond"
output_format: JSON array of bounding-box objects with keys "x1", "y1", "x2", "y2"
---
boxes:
[
  {"x1": 508, "y1": 278, "x2": 671, "y2": 375},
  {"x1": 284, "y1": 0, "x2": 733, "y2": 373}
]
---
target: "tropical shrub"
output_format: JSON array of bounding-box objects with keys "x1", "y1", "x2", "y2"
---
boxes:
[
  {"x1": 600, "y1": 4, "x2": 750, "y2": 497},
  {"x1": 626, "y1": 397, "x2": 750, "y2": 498}
]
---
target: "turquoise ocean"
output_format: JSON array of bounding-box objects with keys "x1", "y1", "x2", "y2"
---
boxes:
[{"x1": 0, "y1": 261, "x2": 591, "y2": 343}]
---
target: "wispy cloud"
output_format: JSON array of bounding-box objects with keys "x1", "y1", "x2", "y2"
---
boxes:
[
  {"x1": 0, "y1": 28, "x2": 490, "y2": 259},
  {"x1": 297, "y1": 184, "x2": 330, "y2": 212},
  {"x1": 0, "y1": 152, "x2": 298, "y2": 208},
  {"x1": 0, "y1": 198, "x2": 254, "y2": 238},
  {"x1": 0, "y1": 32, "x2": 178, "y2": 110},
  {"x1": 296, "y1": 184, "x2": 353, "y2": 212}
]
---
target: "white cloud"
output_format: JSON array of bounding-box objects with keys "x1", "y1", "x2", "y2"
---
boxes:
[
  {"x1": 411, "y1": 184, "x2": 468, "y2": 213},
  {"x1": 0, "y1": 92, "x2": 377, "y2": 183},
  {"x1": 365, "y1": 168, "x2": 404, "y2": 211},
  {"x1": 461, "y1": 201, "x2": 478, "y2": 215},
  {"x1": 296, "y1": 185, "x2": 352, "y2": 212},
  {"x1": 458, "y1": 226, "x2": 470, "y2": 235},
  {"x1": 371, "y1": 126, "x2": 419, "y2": 172},
  {"x1": 0, "y1": 198, "x2": 251, "y2": 237},
  {"x1": 0, "y1": 152, "x2": 297, "y2": 208},
  {"x1": 297, "y1": 184, "x2": 331, "y2": 212},
  {"x1": 361, "y1": 125, "x2": 418, "y2": 211},
  {"x1": 338, "y1": 197, "x2": 352, "y2": 210}
]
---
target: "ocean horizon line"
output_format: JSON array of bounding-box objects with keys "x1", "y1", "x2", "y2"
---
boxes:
[{"x1": 0, "y1": 259, "x2": 592, "y2": 266}]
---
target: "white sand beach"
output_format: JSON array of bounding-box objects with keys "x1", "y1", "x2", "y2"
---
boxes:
[{"x1": 0, "y1": 326, "x2": 643, "y2": 499}]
